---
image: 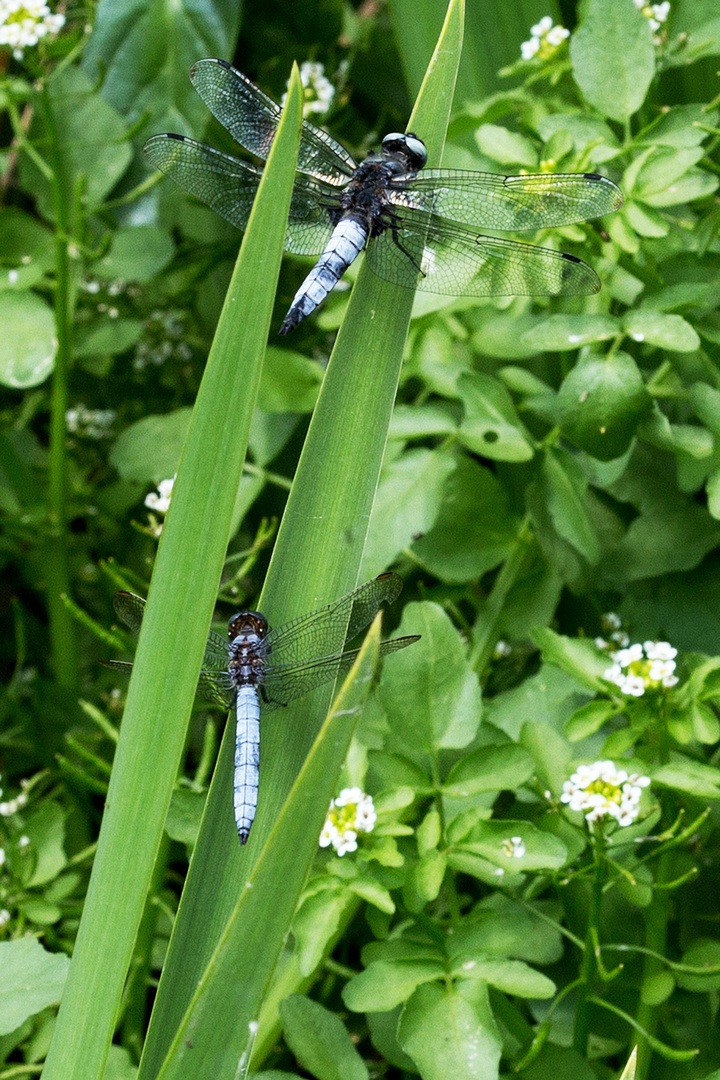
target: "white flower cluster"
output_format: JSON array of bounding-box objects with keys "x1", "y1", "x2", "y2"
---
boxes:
[
  {"x1": 0, "y1": 0, "x2": 64, "y2": 58},
  {"x1": 520, "y1": 16, "x2": 570, "y2": 60},
  {"x1": 561, "y1": 760, "x2": 651, "y2": 827},
  {"x1": 604, "y1": 641, "x2": 678, "y2": 697},
  {"x1": 319, "y1": 787, "x2": 376, "y2": 856},
  {"x1": 145, "y1": 476, "x2": 175, "y2": 514},
  {"x1": 66, "y1": 403, "x2": 117, "y2": 440},
  {"x1": 634, "y1": 0, "x2": 670, "y2": 32},
  {"x1": 283, "y1": 61, "x2": 335, "y2": 119},
  {"x1": 501, "y1": 836, "x2": 526, "y2": 858}
]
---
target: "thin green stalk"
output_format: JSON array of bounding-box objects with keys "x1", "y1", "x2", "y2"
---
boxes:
[
  {"x1": 469, "y1": 514, "x2": 532, "y2": 674},
  {"x1": 40, "y1": 82, "x2": 78, "y2": 690},
  {"x1": 635, "y1": 851, "x2": 671, "y2": 1079},
  {"x1": 573, "y1": 835, "x2": 605, "y2": 1055}
]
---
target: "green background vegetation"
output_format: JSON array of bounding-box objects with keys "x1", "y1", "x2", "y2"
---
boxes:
[{"x1": 2, "y1": 1, "x2": 720, "y2": 1079}]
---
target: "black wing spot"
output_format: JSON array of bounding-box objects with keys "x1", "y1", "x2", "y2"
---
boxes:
[
  {"x1": 562, "y1": 252, "x2": 582, "y2": 264},
  {"x1": 167, "y1": 133, "x2": 185, "y2": 142}
]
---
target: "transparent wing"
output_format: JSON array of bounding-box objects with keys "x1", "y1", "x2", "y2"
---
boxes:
[
  {"x1": 366, "y1": 208, "x2": 600, "y2": 297},
  {"x1": 108, "y1": 591, "x2": 234, "y2": 707},
  {"x1": 262, "y1": 573, "x2": 405, "y2": 671},
  {"x1": 261, "y1": 635, "x2": 420, "y2": 712},
  {"x1": 144, "y1": 135, "x2": 338, "y2": 255},
  {"x1": 189, "y1": 58, "x2": 357, "y2": 184},
  {"x1": 391, "y1": 170, "x2": 623, "y2": 231}
]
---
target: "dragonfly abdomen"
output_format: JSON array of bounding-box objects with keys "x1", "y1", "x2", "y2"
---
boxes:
[
  {"x1": 234, "y1": 685, "x2": 261, "y2": 844},
  {"x1": 280, "y1": 217, "x2": 368, "y2": 334}
]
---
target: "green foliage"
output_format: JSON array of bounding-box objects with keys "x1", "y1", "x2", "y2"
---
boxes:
[{"x1": 3, "y1": 0, "x2": 720, "y2": 1080}]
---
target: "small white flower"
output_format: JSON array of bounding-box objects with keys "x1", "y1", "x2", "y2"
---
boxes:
[
  {"x1": 520, "y1": 36, "x2": 540, "y2": 59},
  {"x1": 0, "y1": 848, "x2": 5, "y2": 867},
  {"x1": 613, "y1": 643, "x2": 644, "y2": 666},
  {"x1": 494, "y1": 640, "x2": 512, "y2": 659},
  {"x1": 0, "y1": 909, "x2": 10, "y2": 928},
  {"x1": 145, "y1": 475, "x2": 176, "y2": 514},
  {"x1": 531, "y1": 15, "x2": 553, "y2": 35},
  {"x1": 644, "y1": 641, "x2": 677, "y2": 662},
  {"x1": 603, "y1": 612, "x2": 623, "y2": 631},
  {"x1": 17, "y1": 835, "x2": 29, "y2": 848},
  {"x1": 546, "y1": 24, "x2": 570, "y2": 46},
  {"x1": 623, "y1": 674, "x2": 647, "y2": 697}
]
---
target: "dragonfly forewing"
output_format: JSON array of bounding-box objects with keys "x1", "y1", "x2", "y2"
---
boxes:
[{"x1": 189, "y1": 58, "x2": 357, "y2": 183}]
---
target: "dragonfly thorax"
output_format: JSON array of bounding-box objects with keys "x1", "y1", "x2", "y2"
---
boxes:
[
  {"x1": 227, "y1": 610, "x2": 268, "y2": 640},
  {"x1": 228, "y1": 618, "x2": 268, "y2": 688}
]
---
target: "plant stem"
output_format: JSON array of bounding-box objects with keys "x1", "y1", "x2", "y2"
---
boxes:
[
  {"x1": 40, "y1": 82, "x2": 78, "y2": 689},
  {"x1": 635, "y1": 851, "x2": 671, "y2": 1079},
  {"x1": 469, "y1": 514, "x2": 532, "y2": 674},
  {"x1": 573, "y1": 834, "x2": 605, "y2": 1055}
]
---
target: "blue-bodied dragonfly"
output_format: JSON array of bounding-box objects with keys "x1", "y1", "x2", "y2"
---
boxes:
[
  {"x1": 103, "y1": 573, "x2": 418, "y2": 843},
  {"x1": 143, "y1": 60, "x2": 623, "y2": 334}
]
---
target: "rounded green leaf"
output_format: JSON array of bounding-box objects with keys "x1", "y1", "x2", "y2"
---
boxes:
[
  {"x1": 0, "y1": 939, "x2": 69, "y2": 1035},
  {"x1": 280, "y1": 996, "x2": 369, "y2": 1080},
  {"x1": 458, "y1": 371, "x2": 534, "y2": 462},
  {"x1": 570, "y1": 0, "x2": 655, "y2": 121},
  {"x1": 397, "y1": 981, "x2": 501, "y2": 1080},
  {"x1": 411, "y1": 455, "x2": 521, "y2": 583},
  {"x1": 444, "y1": 743, "x2": 534, "y2": 797},
  {"x1": 623, "y1": 310, "x2": 700, "y2": 352},
  {"x1": 0, "y1": 291, "x2": 56, "y2": 388},
  {"x1": 377, "y1": 601, "x2": 482, "y2": 752},
  {"x1": 95, "y1": 226, "x2": 175, "y2": 283},
  {"x1": 522, "y1": 314, "x2": 619, "y2": 352},
  {"x1": 343, "y1": 959, "x2": 445, "y2": 1013},
  {"x1": 558, "y1": 351, "x2": 652, "y2": 461},
  {"x1": 258, "y1": 346, "x2": 323, "y2": 413},
  {"x1": 109, "y1": 408, "x2": 191, "y2": 482}
]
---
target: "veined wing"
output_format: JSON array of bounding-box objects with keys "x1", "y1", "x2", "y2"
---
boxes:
[
  {"x1": 391, "y1": 170, "x2": 623, "y2": 231},
  {"x1": 263, "y1": 573, "x2": 406, "y2": 669},
  {"x1": 109, "y1": 591, "x2": 234, "y2": 707},
  {"x1": 261, "y1": 635, "x2": 419, "y2": 712},
  {"x1": 144, "y1": 135, "x2": 338, "y2": 256},
  {"x1": 189, "y1": 58, "x2": 357, "y2": 185},
  {"x1": 366, "y1": 208, "x2": 600, "y2": 297}
]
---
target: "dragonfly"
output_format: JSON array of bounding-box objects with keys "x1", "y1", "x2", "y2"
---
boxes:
[
  {"x1": 143, "y1": 59, "x2": 623, "y2": 334},
  {"x1": 103, "y1": 573, "x2": 419, "y2": 844}
]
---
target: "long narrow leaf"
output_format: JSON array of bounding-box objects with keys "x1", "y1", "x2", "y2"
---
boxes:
[
  {"x1": 41, "y1": 68, "x2": 305, "y2": 1080},
  {"x1": 139, "y1": 4, "x2": 464, "y2": 1077},
  {"x1": 155, "y1": 616, "x2": 383, "y2": 1079}
]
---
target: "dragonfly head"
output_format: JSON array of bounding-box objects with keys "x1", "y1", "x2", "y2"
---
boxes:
[
  {"x1": 381, "y1": 131, "x2": 427, "y2": 174},
  {"x1": 227, "y1": 611, "x2": 269, "y2": 641}
]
